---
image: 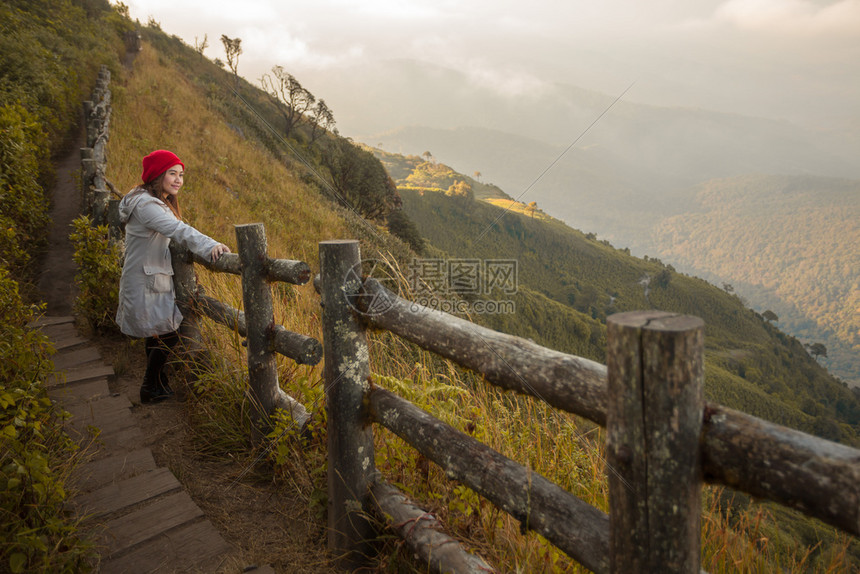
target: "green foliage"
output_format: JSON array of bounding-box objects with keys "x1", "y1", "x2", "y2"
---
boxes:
[
  {"x1": 386, "y1": 209, "x2": 424, "y2": 253},
  {"x1": 0, "y1": 268, "x2": 93, "y2": 572},
  {"x1": 320, "y1": 137, "x2": 402, "y2": 221},
  {"x1": 0, "y1": 0, "x2": 125, "y2": 280},
  {"x1": 0, "y1": 104, "x2": 51, "y2": 273},
  {"x1": 70, "y1": 217, "x2": 122, "y2": 331}
]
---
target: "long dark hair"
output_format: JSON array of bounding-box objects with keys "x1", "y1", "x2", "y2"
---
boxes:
[{"x1": 142, "y1": 173, "x2": 182, "y2": 219}]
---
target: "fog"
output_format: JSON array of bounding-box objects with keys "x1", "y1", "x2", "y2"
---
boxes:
[{"x1": 127, "y1": 0, "x2": 860, "y2": 141}]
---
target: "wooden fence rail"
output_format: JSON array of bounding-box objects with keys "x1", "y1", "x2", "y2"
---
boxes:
[
  {"x1": 319, "y1": 239, "x2": 860, "y2": 573},
  {"x1": 80, "y1": 65, "x2": 116, "y2": 232}
]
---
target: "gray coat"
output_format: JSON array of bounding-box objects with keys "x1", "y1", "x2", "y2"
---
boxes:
[{"x1": 115, "y1": 187, "x2": 219, "y2": 338}]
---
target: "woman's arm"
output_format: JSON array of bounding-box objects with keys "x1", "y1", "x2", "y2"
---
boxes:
[{"x1": 135, "y1": 198, "x2": 226, "y2": 261}]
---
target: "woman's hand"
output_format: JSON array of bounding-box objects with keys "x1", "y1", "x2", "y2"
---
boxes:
[{"x1": 211, "y1": 243, "x2": 231, "y2": 262}]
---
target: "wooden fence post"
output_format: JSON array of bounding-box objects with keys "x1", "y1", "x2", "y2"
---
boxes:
[
  {"x1": 169, "y1": 242, "x2": 205, "y2": 363},
  {"x1": 107, "y1": 199, "x2": 122, "y2": 243},
  {"x1": 606, "y1": 311, "x2": 704, "y2": 573},
  {"x1": 319, "y1": 240, "x2": 376, "y2": 568},
  {"x1": 80, "y1": 148, "x2": 95, "y2": 214},
  {"x1": 236, "y1": 223, "x2": 280, "y2": 433}
]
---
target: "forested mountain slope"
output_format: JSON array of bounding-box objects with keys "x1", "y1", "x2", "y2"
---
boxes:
[{"x1": 651, "y1": 175, "x2": 859, "y2": 386}]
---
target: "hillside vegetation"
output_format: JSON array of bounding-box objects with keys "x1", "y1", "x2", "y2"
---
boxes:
[
  {"x1": 651, "y1": 175, "x2": 860, "y2": 386},
  {"x1": 0, "y1": 0, "x2": 133, "y2": 570},
  {"x1": 5, "y1": 1, "x2": 860, "y2": 571}
]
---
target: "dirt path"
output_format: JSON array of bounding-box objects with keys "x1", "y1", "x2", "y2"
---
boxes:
[
  {"x1": 36, "y1": 128, "x2": 84, "y2": 315},
  {"x1": 37, "y1": 127, "x2": 337, "y2": 573}
]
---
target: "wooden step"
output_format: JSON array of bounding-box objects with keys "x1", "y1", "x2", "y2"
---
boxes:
[
  {"x1": 72, "y1": 448, "x2": 158, "y2": 493},
  {"x1": 98, "y1": 519, "x2": 233, "y2": 574},
  {"x1": 70, "y1": 467, "x2": 182, "y2": 520},
  {"x1": 97, "y1": 491, "x2": 205, "y2": 556}
]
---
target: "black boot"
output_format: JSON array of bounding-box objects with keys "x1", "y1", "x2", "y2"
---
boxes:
[
  {"x1": 140, "y1": 383, "x2": 170, "y2": 404},
  {"x1": 157, "y1": 372, "x2": 175, "y2": 397}
]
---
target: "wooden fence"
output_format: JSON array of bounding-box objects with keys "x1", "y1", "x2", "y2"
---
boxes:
[
  {"x1": 78, "y1": 70, "x2": 860, "y2": 573},
  {"x1": 318, "y1": 239, "x2": 860, "y2": 573},
  {"x1": 80, "y1": 65, "x2": 119, "y2": 237}
]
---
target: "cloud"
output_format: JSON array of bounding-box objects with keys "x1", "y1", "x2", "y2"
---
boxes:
[{"x1": 711, "y1": 0, "x2": 860, "y2": 35}]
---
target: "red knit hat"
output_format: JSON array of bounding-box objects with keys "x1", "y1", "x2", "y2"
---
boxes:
[{"x1": 141, "y1": 149, "x2": 185, "y2": 183}]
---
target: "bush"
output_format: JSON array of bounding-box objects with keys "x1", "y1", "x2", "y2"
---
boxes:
[
  {"x1": 70, "y1": 217, "x2": 122, "y2": 331},
  {"x1": 0, "y1": 103, "x2": 51, "y2": 273},
  {"x1": 0, "y1": 267, "x2": 93, "y2": 572}
]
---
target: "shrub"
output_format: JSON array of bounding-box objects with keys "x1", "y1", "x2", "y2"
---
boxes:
[
  {"x1": 0, "y1": 267, "x2": 93, "y2": 572},
  {"x1": 0, "y1": 103, "x2": 51, "y2": 273},
  {"x1": 70, "y1": 216, "x2": 122, "y2": 331}
]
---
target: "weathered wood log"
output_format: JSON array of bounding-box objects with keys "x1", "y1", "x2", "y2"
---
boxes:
[
  {"x1": 181, "y1": 294, "x2": 312, "y2": 430},
  {"x1": 606, "y1": 311, "x2": 704, "y2": 573},
  {"x1": 368, "y1": 386, "x2": 610, "y2": 574},
  {"x1": 169, "y1": 242, "x2": 205, "y2": 360},
  {"x1": 370, "y1": 479, "x2": 496, "y2": 573},
  {"x1": 107, "y1": 199, "x2": 122, "y2": 243},
  {"x1": 319, "y1": 240, "x2": 377, "y2": 568},
  {"x1": 271, "y1": 324, "x2": 322, "y2": 365},
  {"x1": 268, "y1": 256, "x2": 311, "y2": 284},
  {"x1": 92, "y1": 188, "x2": 109, "y2": 227},
  {"x1": 191, "y1": 251, "x2": 310, "y2": 285},
  {"x1": 81, "y1": 155, "x2": 96, "y2": 212},
  {"x1": 702, "y1": 402, "x2": 860, "y2": 536},
  {"x1": 195, "y1": 294, "x2": 321, "y2": 366},
  {"x1": 236, "y1": 224, "x2": 280, "y2": 431},
  {"x1": 356, "y1": 277, "x2": 608, "y2": 425}
]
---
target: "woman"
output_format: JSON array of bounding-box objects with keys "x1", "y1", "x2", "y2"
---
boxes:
[{"x1": 116, "y1": 149, "x2": 230, "y2": 403}]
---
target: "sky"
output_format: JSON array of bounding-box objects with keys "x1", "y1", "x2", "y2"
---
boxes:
[{"x1": 123, "y1": 0, "x2": 860, "y2": 139}]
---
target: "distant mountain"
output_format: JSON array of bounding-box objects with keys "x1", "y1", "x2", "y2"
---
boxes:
[{"x1": 650, "y1": 174, "x2": 860, "y2": 386}]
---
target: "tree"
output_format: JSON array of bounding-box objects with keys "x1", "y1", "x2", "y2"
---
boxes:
[
  {"x1": 762, "y1": 309, "x2": 779, "y2": 323},
  {"x1": 220, "y1": 35, "x2": 242, "y2": 84},
  {"x1": 193, "y1": 34, "x2": 208, "y2": 57},
  {"x1": 309, "y1": 99, "x2": 336, "y2": 144},
  {"x1": 473, "y1": 171, "x2": 482, "y2": 182},
  {"x1": 806, "y1": 342, "x2": 828, "y2": 360},
  {"x1": 654, "y1": 268, "x2": 672, "y2": 289},
  {"x1": 387, "y1": 210, "x2": 424, "y2": 253},
  {"x1": 446, "y1": 180, "x2": 473, "y2": 199},
  {"x1": 260, "y1": 66, "x2": 315, "y2": 138},
  {"x1": 527, "y1": 201, "x2": 538, "y2": 218},
  {"x1": 322, "y1": 138, "x2": 401, "y2": 221}
]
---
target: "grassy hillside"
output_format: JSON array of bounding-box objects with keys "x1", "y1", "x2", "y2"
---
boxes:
[{"x1": 650, "y1": 174, "x2": 860, "y2": 386}]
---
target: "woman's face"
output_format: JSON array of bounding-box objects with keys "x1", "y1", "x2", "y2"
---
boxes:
[{"x1": 160, "y1": 164, "x2": 184, "y2": 197}]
